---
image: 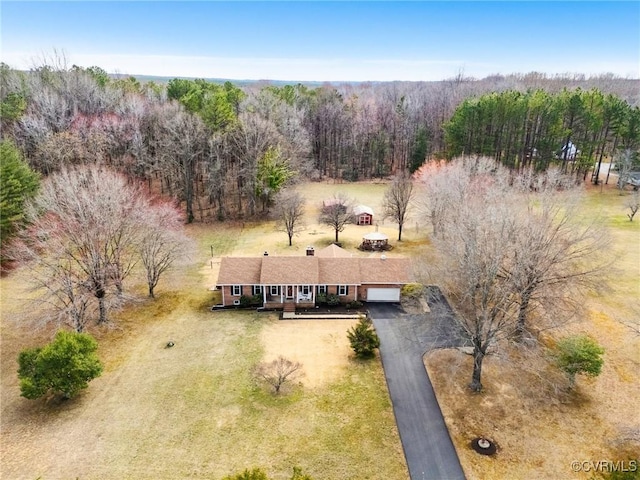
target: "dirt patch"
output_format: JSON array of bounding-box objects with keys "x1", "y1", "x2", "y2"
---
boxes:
[{"x1": 260, "y1": 319, "x2": 358, "y2": 388}]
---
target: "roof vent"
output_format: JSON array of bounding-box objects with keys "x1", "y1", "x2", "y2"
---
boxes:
[
  {"x1": 263, "y1": 251, "x2": 269, "y2": 256},
  {"x1": 381, "y1": 254, "x2": 387, "y2": 261},
  {"x1": 306, "y1": 246, "x2": 315, "y2": 256}
]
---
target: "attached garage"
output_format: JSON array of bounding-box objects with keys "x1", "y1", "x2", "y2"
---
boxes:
[{"x1": 366, "y1": 287, "x2": 401, "y2": 302}]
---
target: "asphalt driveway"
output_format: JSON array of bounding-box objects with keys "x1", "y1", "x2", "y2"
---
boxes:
[{"x1": 368, "y1": 288, "x2": 468, "y2": 480}]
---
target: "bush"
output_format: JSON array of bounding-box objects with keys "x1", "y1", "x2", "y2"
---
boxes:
[
  {"x1": 347, "y1": 300, "x2": 363, "y2": 309},
  {"x1": 250, "y1": 294, "x2": 263, "y2": 306},
  {"x1": 222, "y1": 468, "x2": 269, "y2": 480},
  {"x1": 316, "y1": 292, "x2": 327, "y2": 305},
  {"x1": 222, "y1": 467, "x2": 314, "y2": 480},
  {"x1": 600, "y1": 461, "x2": 640, "y2": 480},
  {"x1": 17, "y1": 330, "x2": 103, "y2": 400},
  {"x1": 347, "y1": 316, "x2": 380, "y2": 359},
  {"x1": 401, "y1": 283, "x2": 424, "y2": 299},
  {"x1": 326, "y1": 294, "x2": 341, "y2": 306},
  {"x1": 239, "y1": 295, "x2": 253, "y2": 307},
  {"x1": 553, "y1": 335, "x2": 605, "y2": 388},
  {"x1": 290, "y1": 467, "x2": 314, "y2": 480}
]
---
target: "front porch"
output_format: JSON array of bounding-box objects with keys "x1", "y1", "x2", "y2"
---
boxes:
[{"x1": 262, "y1": 284, "x2": 317, "y2": 309}]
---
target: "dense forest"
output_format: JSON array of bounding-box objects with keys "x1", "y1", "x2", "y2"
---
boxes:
[{"x1": 1, "y1": 62, "x2": 639, "y2": 222}]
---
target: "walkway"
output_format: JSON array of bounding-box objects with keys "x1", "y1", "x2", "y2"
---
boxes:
[{"x1": 369, "y1": 288, "x2": 468, "y2": 480}]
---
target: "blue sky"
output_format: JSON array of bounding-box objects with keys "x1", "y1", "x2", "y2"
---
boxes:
[{"x1": 1, "y1": 1, "x2": 639, "y2": 81}]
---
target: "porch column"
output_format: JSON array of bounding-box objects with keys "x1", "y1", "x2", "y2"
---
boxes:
[
  {"x1": 312, "y1": 286, "x2": 315, "y2": 304},
  {"x1": 222, "y1": 286, "x2": 225, "y2": 306},
  {"x1": 262, "y1": 286, "x2": 267, "y2": 305},
  {"x1": 280, "y1": 286, "x2": 284, "y2": 304}
]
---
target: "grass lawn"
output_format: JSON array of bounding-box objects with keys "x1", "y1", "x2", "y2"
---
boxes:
[
  {"x1": 0, "y1": 182, "x2": 408, "y2": 480},
  {"x1": 425, "y1": 182, "x2": 640, "y2": 479},
  {"x1": 2, "y1": 179, "x2": 637, "y2": 480}
]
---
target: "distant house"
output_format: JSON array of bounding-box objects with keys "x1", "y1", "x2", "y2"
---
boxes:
[
  {"x1": 560, "y1": 141, "x2": 578, "y2": 160},
  {"x1": 216, "y1": 244, "x2": 411, "y2": 308},
  {"x1": 353, "y1": 205, "x2": 374, "y2": 225}
]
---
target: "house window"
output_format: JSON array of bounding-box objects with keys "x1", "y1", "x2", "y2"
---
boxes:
[
  {"x1": 338, "y1": 285, "x2": 349, "y2": 296},
  {"x1": 270, "y1": 285, "x2": 280, "y2": 296},
  {"x1": 253, "y1": 285, "x2": 263, "y2": 296},
  {"x1": 232, "y1": 285, "x2": 242, "y2": 296},
  {"x1": 317, "y1": 285, "x2": 327, "y2": 294},
  {"x1": 301, "y1": 285, "x2": 311, "y2": 295}
]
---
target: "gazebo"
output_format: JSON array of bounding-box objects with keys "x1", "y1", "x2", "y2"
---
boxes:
[{"x1": 360, "y1": 231, "x2": 390, "y2": 251}]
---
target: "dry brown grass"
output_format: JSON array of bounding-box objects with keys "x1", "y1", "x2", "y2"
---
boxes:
[
  {"x1": 4, "y1": 179, "x2": 635, "y2": 480},
  {"x1": 0, "y1": 185, "x2": 408, "y2": 480},
  {"x1": 425, "y1": 182, "x2": 640, "y2": 479},
  {"x1": 260, "y1": 319, "x2": 359, "y2": 388}
]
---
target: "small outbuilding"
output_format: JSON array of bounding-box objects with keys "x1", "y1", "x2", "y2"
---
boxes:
[
  {"x1": 353, "y1": 205, "x2": 374, "y2": 226},
  {"x1": 360, "y1": 231, "x2": 390, "y2": 251}
]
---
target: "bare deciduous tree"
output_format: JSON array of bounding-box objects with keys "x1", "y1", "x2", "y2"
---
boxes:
[
  {"x1": 15, "y1": 166, "x2": 152, "y2": 325},
  {"x1": 156, "y1": 105, "x2": 206, "y2": 223},
  {"x1": 382, "y1": 173, "x2": 414, "y2": 241},
  {"x1": 23, "y1": 258, "x2": 93, "y2": 332},
  {"x1": 507, "y1": 169, "x2": 609, "y2": 337},
  {"x1": 254, "y1": 356, "x2": 303, "y2": 394},
  {"x1": 434, "y1": 184, "x2": 520, "y2": 392},
  {"x1": 139, "y1": 202, "x2": 190, "y2": 298},
  {"x1": 626, "y1": 190, "x2": 640, "y2": 221},
  {"x1": 426, "y1": 158, "x2": 609, "y2": 391},
  {"x1": 319, "y1": 193, "x2": 354, "y2": 243},
  {"x1": 616, "y1": 149, "x2": 636, "y2": 192},
  {"x1": 274, "y1": 189, "x2": 305, "y2": 246}
]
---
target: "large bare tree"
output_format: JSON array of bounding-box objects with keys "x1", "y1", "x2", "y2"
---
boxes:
[
  {"x1": 14, "y1": 166, "x2": 172, "y2": 325},
  {"x1": 319, "y1": 192, "x2": 354, "y2": 243},
  {"x1": 425, "y1": 158, "x2": 608, "y2": 391},
  {"x1": 382, "y1": 173, "x2": 414, "y2": 241},
  {"x1": 274, "y1": 189, "x2": 305, "y2": 246},
  {"x1": 139, "y1": 202, "x2": 190, "y2": 298},
  {"x1": 433, "y1": 174, "x2": 520, "y2": 391},
  {"x1": 507, "y1": 169, "x2": 609, "y2": 337}
]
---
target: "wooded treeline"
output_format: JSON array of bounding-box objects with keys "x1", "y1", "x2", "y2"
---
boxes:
[
  {"x1": 445, "y1": 89, "x2": 640, "y2": 182},
  {"x1": 2, "y1": 61, "x2": 639, "y2": 221}
]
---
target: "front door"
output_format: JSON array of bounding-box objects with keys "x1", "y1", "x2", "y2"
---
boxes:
[{"x1": 286, "y1": 286, "x2": 294, "y2": 299}]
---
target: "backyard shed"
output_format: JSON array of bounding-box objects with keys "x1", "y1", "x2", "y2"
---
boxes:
[{"x1": 353, "y1": 205, "x2": 374, "y2": 225}]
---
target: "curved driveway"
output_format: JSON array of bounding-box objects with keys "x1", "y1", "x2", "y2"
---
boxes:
[{"x1": 369, "y1": 288, "x2": 468, "y2": 480}]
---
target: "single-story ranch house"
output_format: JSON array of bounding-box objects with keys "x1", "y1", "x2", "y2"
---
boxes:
[{"x1": 217, "y1": 245, "x2": 412, "y2": 308}]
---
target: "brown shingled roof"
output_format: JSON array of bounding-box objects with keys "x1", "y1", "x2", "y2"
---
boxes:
[
  {"x1": 260, "y1": 256, "x2": 319, "y2": 284},
  {"x1": 358, "y1": 257, "x2": 412, "y2": 284},
  {"x1": 217, "y1": 257, "x2": 263, "y2": 285},
  {"x1": 217, "y1": 253, "x2": 412, "y2": 287},
  {"x1": 315, "y1": 244, "x2": 353, "y2": 258},
  {"x1": 318, "y1": 258, "x2": 362, "y2": 285}
]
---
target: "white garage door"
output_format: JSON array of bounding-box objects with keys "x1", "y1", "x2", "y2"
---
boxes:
[{"x1": 367, "y1": 288, "x2": 401, "y2": 302}]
